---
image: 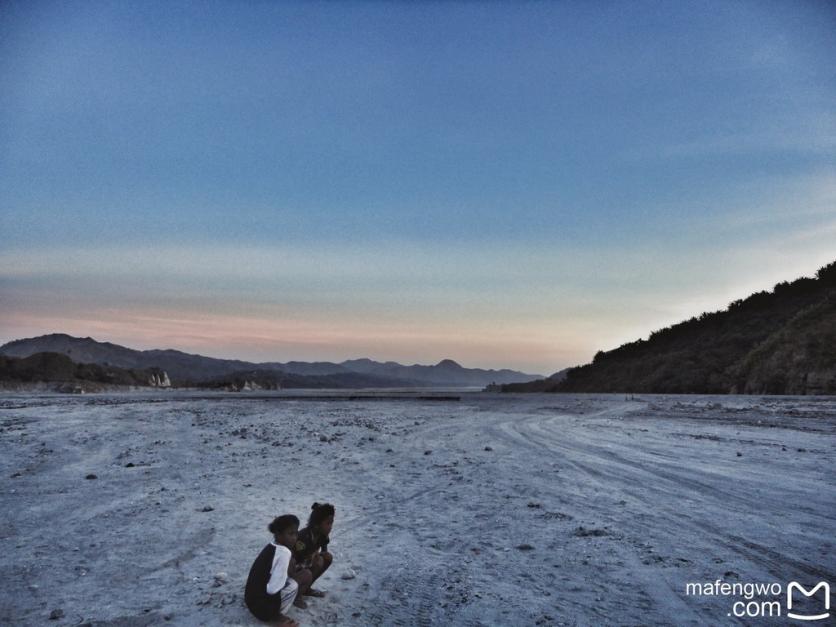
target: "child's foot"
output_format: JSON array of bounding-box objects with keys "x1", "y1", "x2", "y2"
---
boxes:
[
  {"x1": 293, "y1": 598, "x2": 308, "y2": 609},
  {"x1": 277, "y1": 616, "x2": 298, "y2": 626},
  {"x1": 304, "y1": 588, "x2": 325, "y2": 597}
]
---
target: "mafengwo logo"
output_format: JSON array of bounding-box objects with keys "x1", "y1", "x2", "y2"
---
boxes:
[{"x1": 685, "y1": 579, "x2": 830, "y2": 620}]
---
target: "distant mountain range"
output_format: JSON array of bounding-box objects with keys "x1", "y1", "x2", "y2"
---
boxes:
[
  {"x1": 502, "y1": 259, "x2": 836, "y2": 395},
  {"x1": 492, "y1": 368, "x2": 570, "y2": 392},
  {"x1": 0, "y1": 334, "x2": 542, "y2": 389}
]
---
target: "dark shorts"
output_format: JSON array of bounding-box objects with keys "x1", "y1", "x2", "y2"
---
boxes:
[{"x1": 296, "y1": 551, "x2": 327, "y2": 570}]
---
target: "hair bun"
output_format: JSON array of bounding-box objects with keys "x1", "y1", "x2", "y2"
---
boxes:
[{"x1": 311, "y1": 502, "x2": 320, "y2": 510}]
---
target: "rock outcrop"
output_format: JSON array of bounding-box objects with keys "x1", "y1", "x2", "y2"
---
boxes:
[{"x1": 148, "y1": 371, "x2": 171, "y2": 387}]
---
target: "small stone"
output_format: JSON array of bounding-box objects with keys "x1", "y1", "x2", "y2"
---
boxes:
[
  {"x1": 516, "y1": 543, "x2": 535, "y2": 551},
  {"x1": 200, "y1": 506, "x2": 214, "y2": 512},
  {"x1": 484, "y1": 446, "x2": 493, "y2": 451},
  {"x1": 319, "y1": 434, "x2": 329, "y2": 442},
  {"x1": 736, "y1": 451, "x2": 742, "y2": 457},
  {"x1": 125, "y1": 462, "x2": 135, "y2": 468},
  {"x1": 424, "y1": 450, "x2": 432, "y2": 455},
  {"x1": 213, "y1": 572, "x2": 228, "y2": 587},
  {"x1": 85, "y1": 473, "x2": 97, "y2": 480},
  {"x1": 341, "y1": 568, "x2": 357, "y2": 580},
  {"x1": 49, "y1": 608, "x2": 64, "y2": 620}
]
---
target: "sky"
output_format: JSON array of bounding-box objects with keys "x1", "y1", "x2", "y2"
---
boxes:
[{"x1": 1, "y1": 0, "x2": 835, "y2": 374}]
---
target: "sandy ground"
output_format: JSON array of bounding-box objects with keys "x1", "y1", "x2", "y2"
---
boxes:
[{"x1": 1, "y1": 391, "x2": 834, "y2": 626}]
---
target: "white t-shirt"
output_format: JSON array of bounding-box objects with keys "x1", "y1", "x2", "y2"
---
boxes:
[{"x1": 265, "y1": 542, "x2": 292, "y2": 595}]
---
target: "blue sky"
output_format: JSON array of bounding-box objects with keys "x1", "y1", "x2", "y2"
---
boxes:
[{"x1": 1, "y1": 1, "x2": 835, "y2": 373}]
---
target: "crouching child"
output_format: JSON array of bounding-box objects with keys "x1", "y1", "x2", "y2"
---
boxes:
[
  {"x1": 245, "y1": 514, "x2": 313, "y2": 625},
  {"x1": 292, "y1": 502, "x2": 335, "y2": 600}
]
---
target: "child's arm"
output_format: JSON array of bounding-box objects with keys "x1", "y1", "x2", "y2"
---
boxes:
[{"x1": 265, "y1": 548, "x2": 291, "y2": 595}]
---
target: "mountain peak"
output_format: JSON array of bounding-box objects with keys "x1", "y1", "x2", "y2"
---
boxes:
[{"x1": 436, "y1": 359, "x2": 462, "y2": 369}]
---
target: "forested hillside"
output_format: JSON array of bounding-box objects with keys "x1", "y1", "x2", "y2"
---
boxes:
[{"x1": 504, "y1": 260, "x2": 836, "y2": 394}]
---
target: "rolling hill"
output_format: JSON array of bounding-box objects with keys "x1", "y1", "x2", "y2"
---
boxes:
[
  {"x1": 0, "y1": 352, "x2": 169, "y2": 391},
  {"x1": 503, "y1": 260, "x2": 836, "y2": 395}
]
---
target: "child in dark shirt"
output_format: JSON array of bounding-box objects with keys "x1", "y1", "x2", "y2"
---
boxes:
[{"x1": 292, "y1": 502, "x2": 335, "y2": 601}]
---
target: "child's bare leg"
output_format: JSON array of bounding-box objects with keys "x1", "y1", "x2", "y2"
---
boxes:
[
  {"x1": 314, "y1": 552, "x2": 333, "y2": 582},
  {"x1": 292, "y1": 569, "x2": 313, "y2": 608},
  {"x1": 304, "y1": 552, "x2": 333, "y2": 596}
]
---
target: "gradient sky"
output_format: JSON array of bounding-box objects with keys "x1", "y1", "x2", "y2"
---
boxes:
[{"x1": 1, "y1": 1, "x2": 835, "y2": 373}]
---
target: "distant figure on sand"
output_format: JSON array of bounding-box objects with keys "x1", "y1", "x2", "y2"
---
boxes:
[
  {"x1": 244, "y1": 514, "x2": 312, "y2": 626},
  {"x1": 293, "y1": 502, "x2": 335, "y2": 600}
]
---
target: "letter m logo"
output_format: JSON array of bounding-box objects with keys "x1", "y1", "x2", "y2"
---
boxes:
[{"x1": 787, "y1": 581, "x2": 830, "y2": 621}]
